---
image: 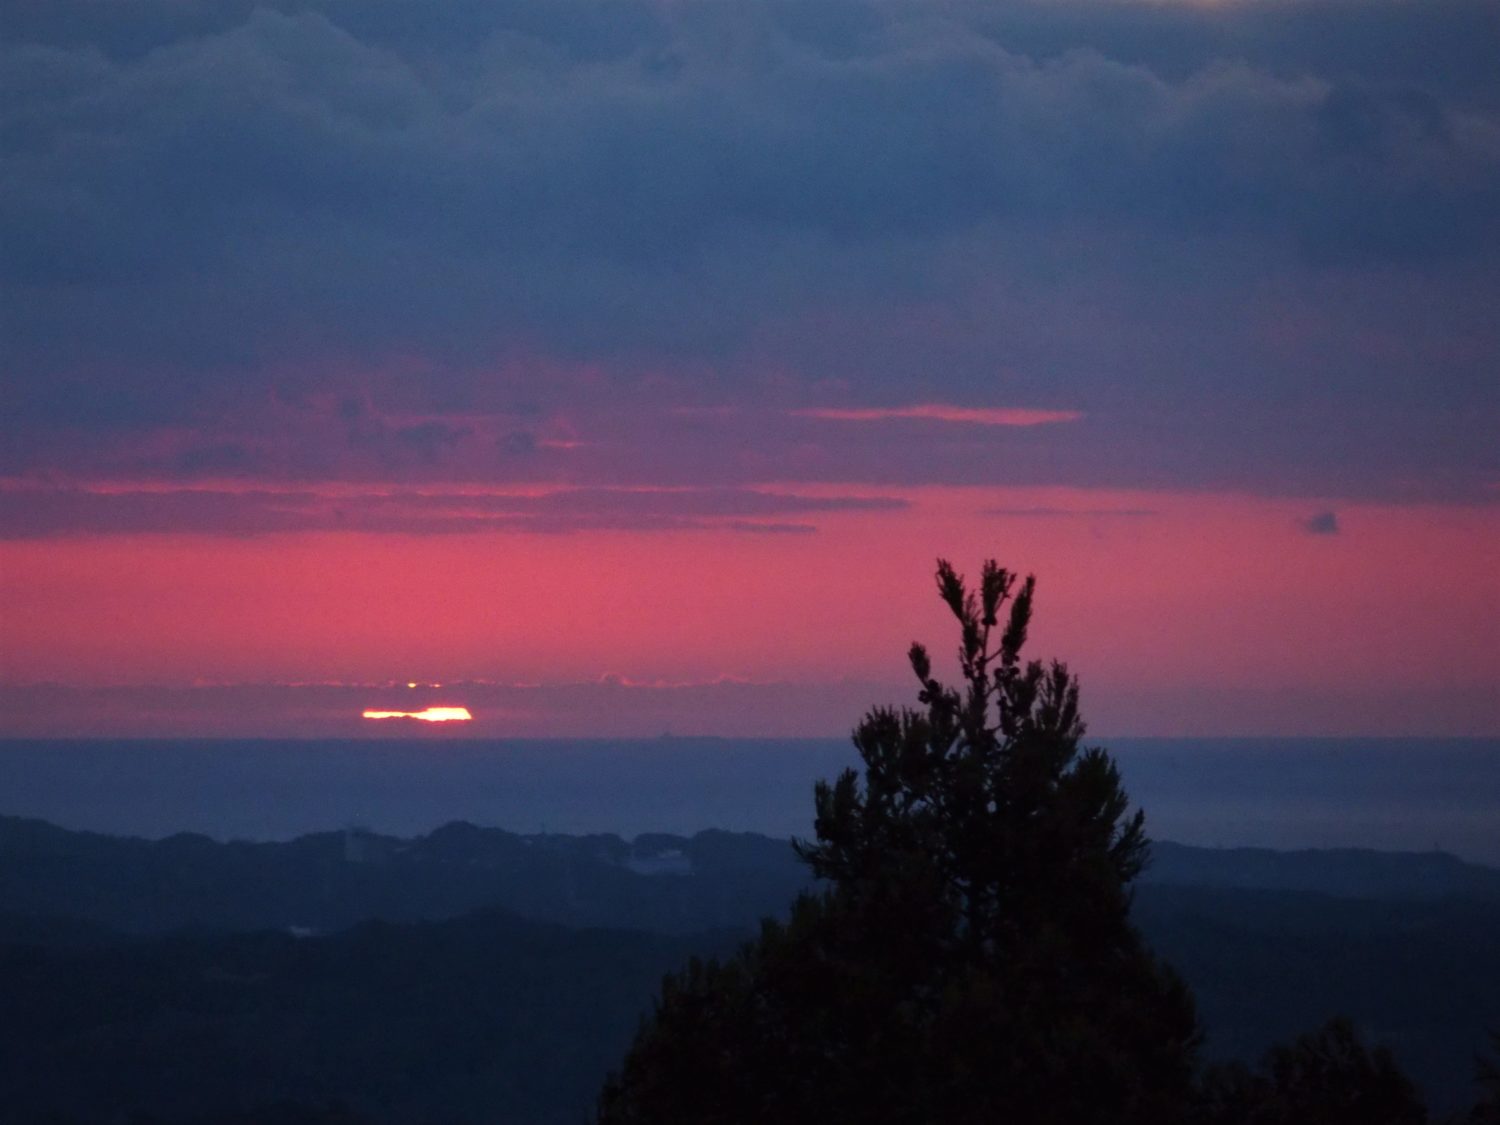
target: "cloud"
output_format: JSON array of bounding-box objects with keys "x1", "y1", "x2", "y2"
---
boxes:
[
  {"x1": 724, "y1": 521, "x2": 817, "y2": 535},
  {"x1": 1, "y1": 0, "x2": 1496, "y2": 503},
  {"x1": 0, "y1": 677, "x2": 897, "y2": 739},
  {"x1": 342, "y1": 413, "x2": 477, "y2": 468},
  {"x1": 1301, "y1": 510, "x2": 1340, "y2": 535},
  {"x1": 6, "y1": 3, "x2": 1497, "y2": 368},
  {"x1": 796, "y1": 406, "x2": 1081, "y2": 426},
  {"x1": 6, "y1": 668, "x2": 1496, "y2": 740},
  {"x1": 985, "y1": 507, "x2": 1157, "y2": 519},
  {"x1": 0, "y1": 481, "x2": 906, "y2": 538}
]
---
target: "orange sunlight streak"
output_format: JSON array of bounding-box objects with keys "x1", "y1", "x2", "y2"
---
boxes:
[{"x1": 361, "y1": 706, "x2": 474, "y2": 723}]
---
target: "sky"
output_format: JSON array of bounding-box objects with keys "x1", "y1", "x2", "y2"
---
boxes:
[{"x1": 1, "y1": 0, "x2": 1497, "y2": 739}]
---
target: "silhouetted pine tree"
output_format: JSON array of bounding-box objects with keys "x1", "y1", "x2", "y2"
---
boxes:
[
  {"x1": 1198, "y1": 1018, "x2": 1427, "y2": 1125},
  {"x1": 1470, "y1": 1032, "x2": 1500, "y2": 1124},
  {"x1": 597, "y1": 559, "x2": 1201, "y2": 1124}
]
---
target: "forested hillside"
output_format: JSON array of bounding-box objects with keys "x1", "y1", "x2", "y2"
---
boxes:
[{"x1": 2, "y1": 814, "x2": 1498, "y2": 1121}]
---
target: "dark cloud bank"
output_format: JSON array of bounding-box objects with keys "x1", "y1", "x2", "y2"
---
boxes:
[
  {"x1": 2, "y1": 0, "x2": 1497, "y2": 506},
  {"x1": 1301, "y1": 509, "x2": 1340, "y2": 535},
  {"x1": 0, "y1": 483, "x2": 903, "y2": 537}
]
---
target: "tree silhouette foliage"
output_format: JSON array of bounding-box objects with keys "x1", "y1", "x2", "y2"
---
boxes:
[
  {"x1": 597, "y1": 559, "x2": 1200, "y2": 1124},
  {"x1": 1199, "y1": 1017, "x2": 1427, "y2": 1125},
  {"x1": 595, "y1": 558, "x2": 1483, "y2": 1123},
  {"x1": 1470, "y1": 1032, "x2": 1500, "y2": 1124}
]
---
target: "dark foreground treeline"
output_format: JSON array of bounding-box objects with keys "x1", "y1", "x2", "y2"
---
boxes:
[{"x1": 2, "y1": 814, "x2": 1499, "y2": 1124}]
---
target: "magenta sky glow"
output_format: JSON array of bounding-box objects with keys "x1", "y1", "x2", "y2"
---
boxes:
[{"x1": 2, "y1": 0, "x2": 1497, "y2": 737}]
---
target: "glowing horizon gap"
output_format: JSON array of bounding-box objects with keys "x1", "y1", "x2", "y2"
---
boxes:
[{"x1": 361, "y1": 706, "x2": 473, "y2": 723}]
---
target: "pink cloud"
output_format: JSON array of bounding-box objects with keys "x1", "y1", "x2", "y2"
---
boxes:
[{"x1": 794, "y1": 405, "x2": 1081, "y2": 426}]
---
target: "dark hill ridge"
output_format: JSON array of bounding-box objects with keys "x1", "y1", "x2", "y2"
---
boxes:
[
  {"x1": 2, "y1": 816, "x2": 1499, "y2": 1120},
  {"x1": 4, "y1": 814, "x2": 1498, "y2": 941},
  {"x1": 1, "y1": 883, "x2": 1498, "y2": 1120},
  {"x1": 1146, "y1": 839, "x2": 1500, "y2": 901},
  {"x1": 0, "y1": 907, "x2": 742, "y2": 1125},
  {"x1": 0, "y1": 814, "x2": 805, "y2": 936}
]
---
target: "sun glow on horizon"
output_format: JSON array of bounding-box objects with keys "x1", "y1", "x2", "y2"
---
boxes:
[{"x1": 362, "y1": 706, "x2": 473, "y2": 723}]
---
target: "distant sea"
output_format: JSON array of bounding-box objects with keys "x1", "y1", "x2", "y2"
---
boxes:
[{"x1": 2, "y1": 738, "x2": 1497, "y2": 864}]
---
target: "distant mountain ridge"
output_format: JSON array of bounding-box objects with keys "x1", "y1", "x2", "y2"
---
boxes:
[
  {"x1": 0, "y1": 814, "x2": 804, "y2": 936},
  {"x1": 1145, "y1": 839, "x2": 1500, "y2": 901},
  {"x1": 3, "y1": 814, "x2": 1499, "y2": 1120},
  {"x1": 4, "y1": 814, "x2": 1498, "y2": 941}
]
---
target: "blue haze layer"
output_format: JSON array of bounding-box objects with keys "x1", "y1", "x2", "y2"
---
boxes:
[{"x1": 1, "y1": 738, "x2": 1496, "y2": 864}]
